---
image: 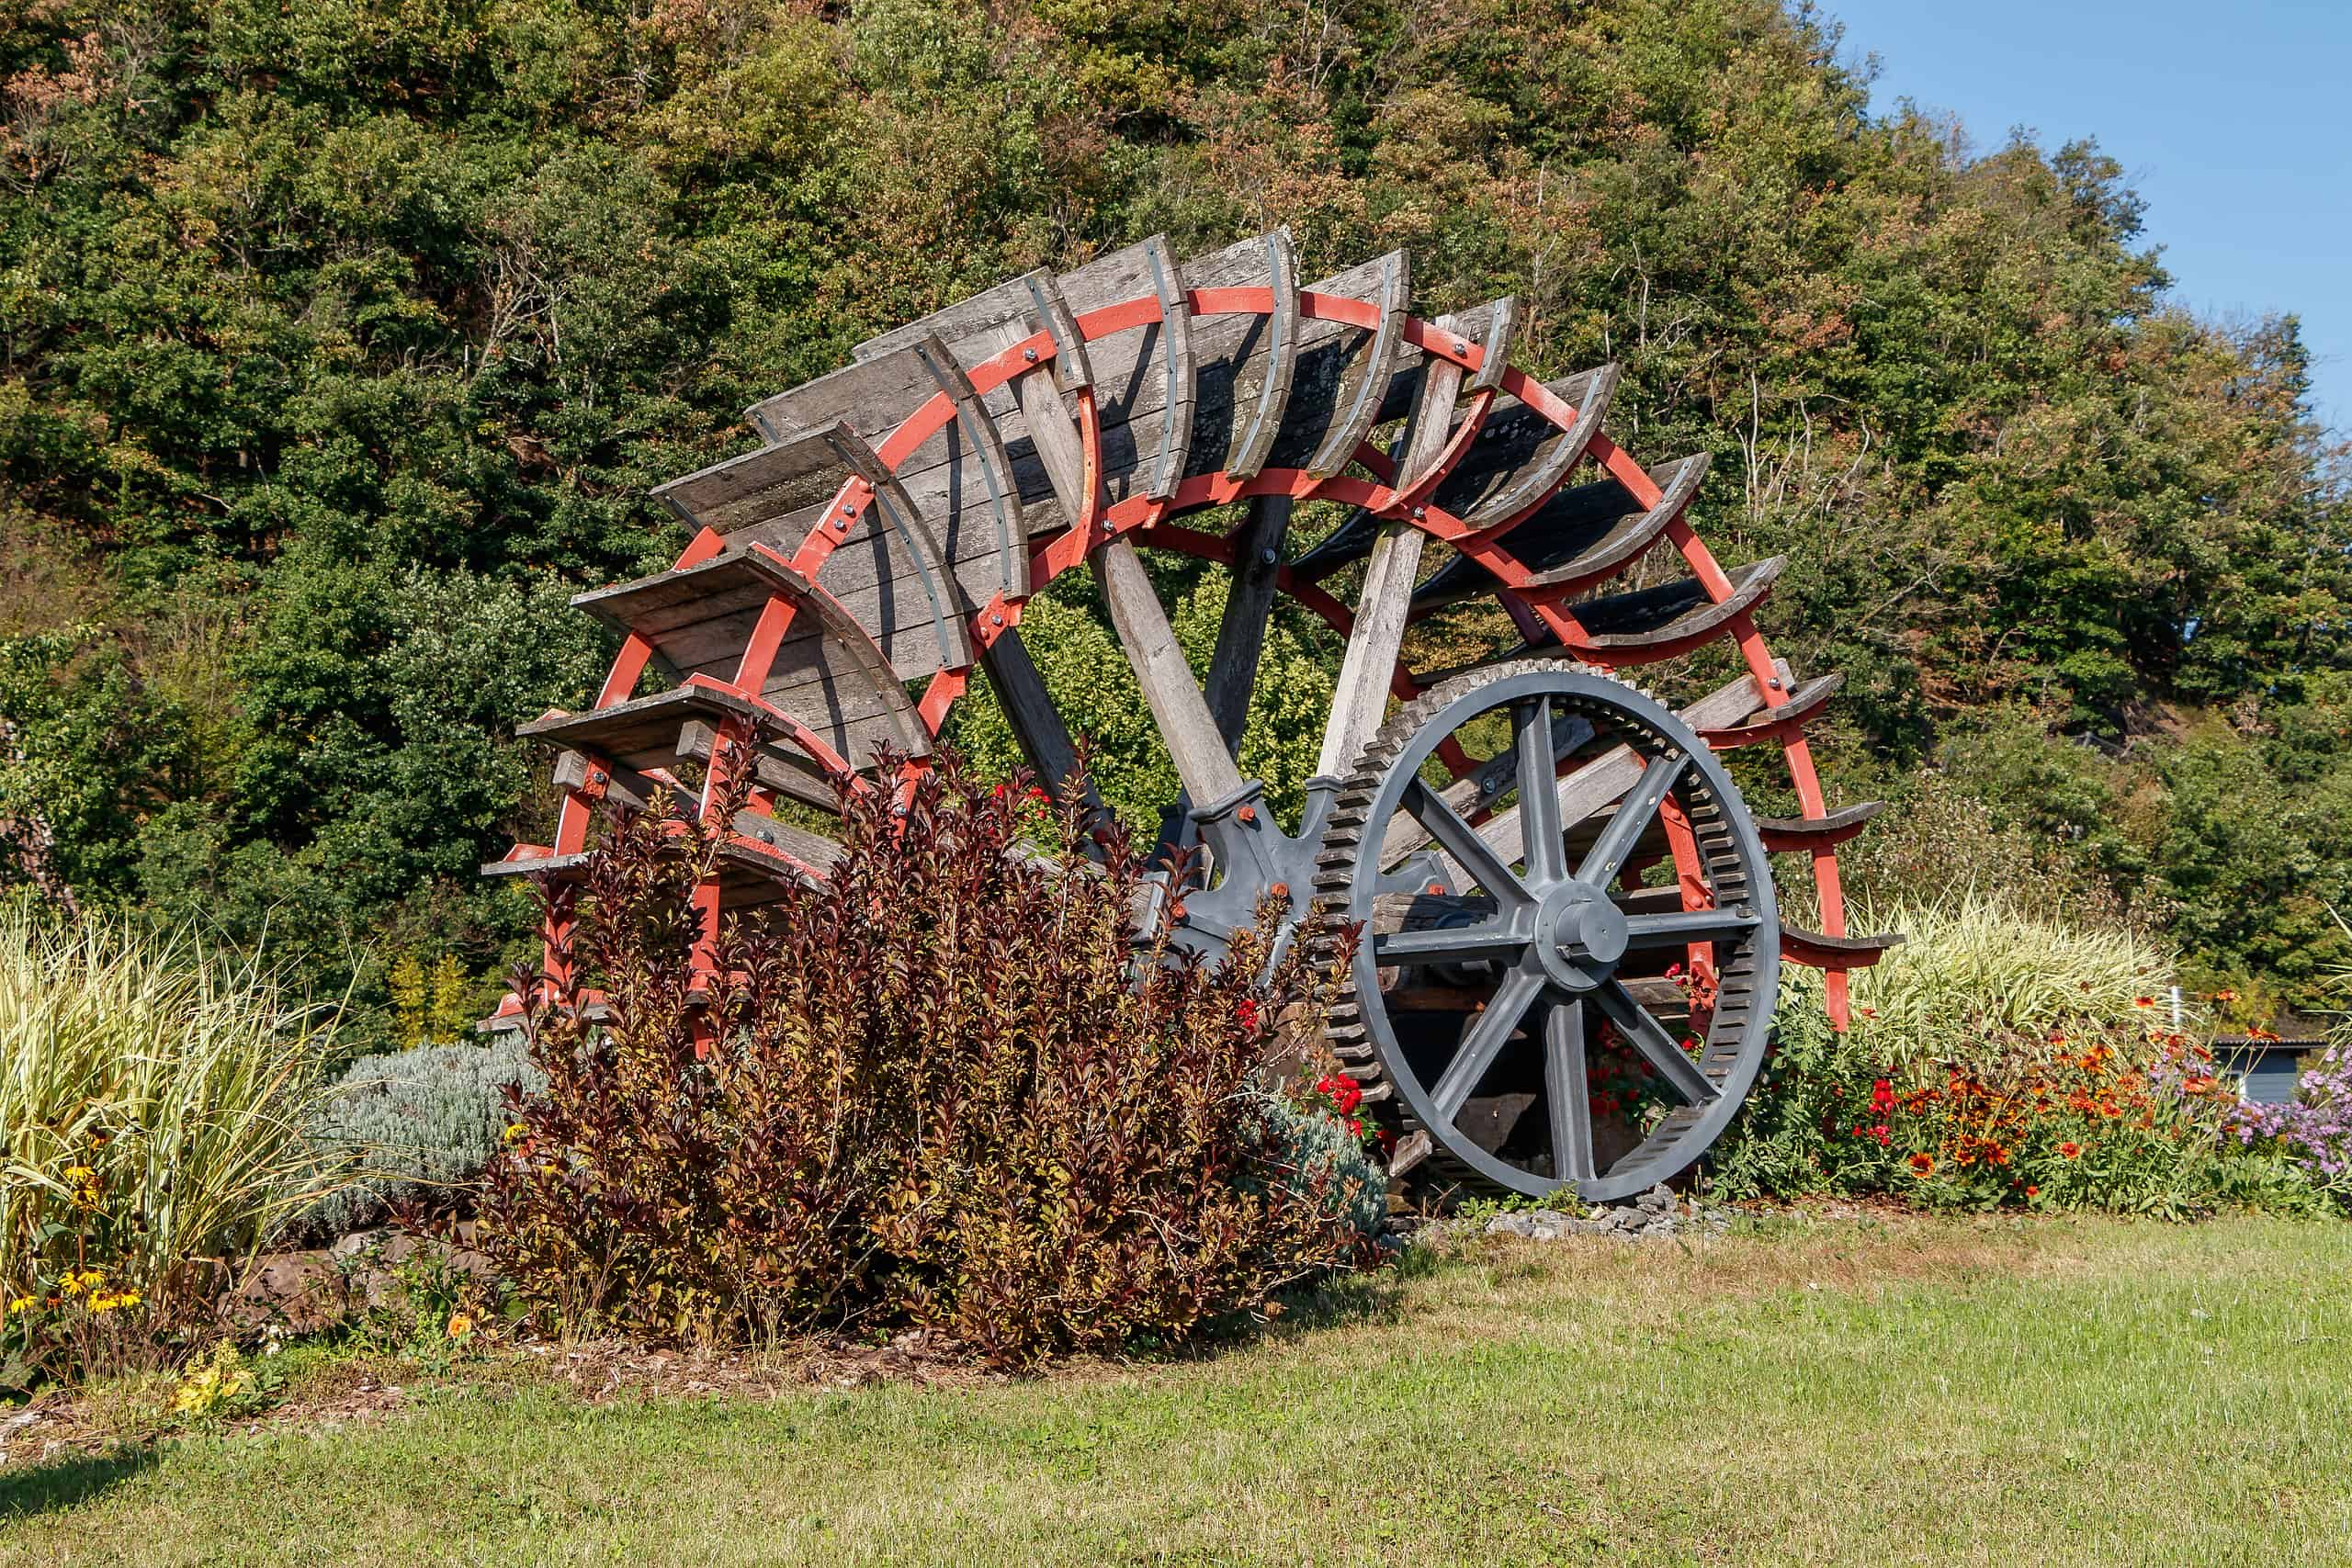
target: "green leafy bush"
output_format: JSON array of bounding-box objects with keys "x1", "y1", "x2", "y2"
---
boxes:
[
  {"x1": 0, "y1": 903, "x2": 344, "y2": 1387},
  {"x1": 300, "y1": 1039, "x2": 546, "y2": 1241},
  {"x1": 481, "y1": 757, "x2": 1373, "y2": 1368}
]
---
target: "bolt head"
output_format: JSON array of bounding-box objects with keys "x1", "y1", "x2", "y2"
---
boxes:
[
  {"x1": 1237, "y1": 805, "x2": 1258, "y2": 824},
  {"x1": 1271, "y1": 882, "x2": 1290, "y2": 899},
  {"x1": 1411, "y1": 506, "x2": 1426, "y2": 520},
  {"x1": 990, "y1": 614, "x2": 1005, "y2": 626},
  {"x1": 1023, "y1": 347, "x2": 1038, "y2": 362},
  {"x1": 1426, "y1": 882, "x2": 1446, "y2": 897}
]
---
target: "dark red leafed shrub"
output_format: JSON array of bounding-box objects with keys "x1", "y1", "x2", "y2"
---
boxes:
[{"x1": 481, "y1": 754, "x2": 1370, "y2": 1367}]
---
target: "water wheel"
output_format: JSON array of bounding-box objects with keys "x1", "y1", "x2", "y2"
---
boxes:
[{"x1": 489, "y1": 230, "x2": 1897, "y2": 1198}]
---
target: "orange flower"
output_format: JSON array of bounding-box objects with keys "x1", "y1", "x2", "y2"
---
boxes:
[
  {"x1": 1908, "y1": 1152, "x2": 1934, "y2": 1177},
  {"x1": 2059, "y1": 1142, "x2": 2081, "y2": 1159}
]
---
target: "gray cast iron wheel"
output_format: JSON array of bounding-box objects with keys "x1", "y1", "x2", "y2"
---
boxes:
[{"x1": 1313, "y1": 660, "x2": 1781, "y2": 1202}]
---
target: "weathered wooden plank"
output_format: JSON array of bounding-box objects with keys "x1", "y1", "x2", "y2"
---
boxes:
[
  {"x1": 1552, "y1": 556, "x2": 1784, "y2": 652},
  {"x1": 1415, "y1": 453, "x2": 1710, "y2": 610},
  {"x1": 651, "y1": 423, "x2": 857, "y2": 536},
  {"x1": 980, "y1": 626, "x2": 1097, "y2": 807},
  {"x1": 1140, "y1": 234, "x2": 1194, "y2": 501},
  {"x1": 1466, "y1": 295, "x2": 1519, "y2": 395},
  {"x1": 566, "y1": 549, "x2": 933, "y2": 778},
  {"x1": 1756, "y1": 798, "x2": 1882, "y2": 851},
  {"x1": 1316, "y1": 315, "x2": 1468, "y2": 777},
  {"x1": 1094, "y1": 536, "x2": 1246, "y2": 806},
  {"x1": 1434, "y1": 365, "x2": 1619, "y2": 529},
  {"x1": 1203, "y1": 495, "x2": 1295, "y2": 752},
  {"x1": 1023, "y1": 272, "x2": 1095, "y2": 393},
  {"x1": 676, "y1": 716, "x2": 850, "y2": 814},
  {"x1": 1225, "y1": 229, "x2": 1299, "y2": 479},
  {"x1": 551, "y1": 749, "x2": 843, "y2": 871},
  {"x1": 1304, "y1": 250, "x2": 1409, "y2": 479},
  {"x1": 912, "y1": 333, "x2": 1028, "y2": 604},
  {"x1": 1696, "y1": 671, "x2": 1841, "y2": 748},
  {"x1": 519, "y1": 685, "x2": 767, "y2": 777}
]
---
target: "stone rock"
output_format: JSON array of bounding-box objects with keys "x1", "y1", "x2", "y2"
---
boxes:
[
  {"x1": 335, "y1": 1231, "x2": 501, "y2": 1313},
  {"x1": 221, "y1": 1250, "x2": 351, "y2": 1337},
  {"x1": 1637, "y1": 1183, "x2": 1676, "y2": 1213}
]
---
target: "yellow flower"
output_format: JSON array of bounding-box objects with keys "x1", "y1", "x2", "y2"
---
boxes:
[
  {"x1": 62, "y1": 1166, "x2": 92, "y2": 1181},
  {"x1": 89, "y1": 1292, "x2": 119, "y2": 1313},
  {"x1": 503, "y1": 1122, "x2": 526, "y2": 1144},
  {"x1": 6, "y1": 1296, "x2": 32, "y2": 1314},
  {"x1": 446, "y1": 1312, "x2": 474, "y2": 1339},
  {"x1": 119, "y1": 1289, "x2": 141, "y2": 1307}
]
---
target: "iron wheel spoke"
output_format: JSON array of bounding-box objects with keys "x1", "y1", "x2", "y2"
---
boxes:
[
  {"x1": 1514, "y1": 695, "x2": 1566, "y2": 884},
  {"x1": 1374, "y1": 922, "x2": 1527, "y2": 967},
  {"x1": 1431, "y1": 968, "x2": 1544, "y2": 1122},
  {"x1": 1544, "y1": 1000, "x2": 1597, "y2": 1183},
  {"x1": 1404, "y1": 777, "x2": 1533, "y2": 908},
  {"x1": 1575, "y1": 753, "x2": 1687, "y2": 888},
  {"x1": 1595, "y1": 979, "x2": 1719, "y2": 1107},
  {"x1": 1623, "y1": 907, "x2": 1758, "y2": 949}
]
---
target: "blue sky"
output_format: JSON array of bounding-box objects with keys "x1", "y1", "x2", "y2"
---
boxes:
[{"x1": 1826, "y1": 0, "x2": 2348, "y2": 435}]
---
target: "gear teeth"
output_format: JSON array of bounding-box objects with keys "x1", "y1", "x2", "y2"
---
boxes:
[{"x1": 1310, "y1": 657, "x2": 1780, "y2": 1201}]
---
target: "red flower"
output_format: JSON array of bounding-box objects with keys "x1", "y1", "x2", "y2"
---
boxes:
[
  {"x1": 2024, "y1": 1185, "x2": 2040, "y2": 1198},
  {"x1": 2059, "y1": 1141, "x2": 2081, "y2": 1159},
  {"x1": 1235, "y1": 998, "x2": 1261, "y2": 1031},
  {"x1": 1870, "y1": 1077, "x2": 1894, "y2": 1115}
]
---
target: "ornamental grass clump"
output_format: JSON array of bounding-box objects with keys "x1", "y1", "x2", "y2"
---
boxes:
[
  {"x1": 1, "y1": 904, "x2": 345, "y2": 1388},
  {"x1": 1839, "y1": 890, "x2": 2167, "y2": 1067},
  {"x1": 481, "y1": 754, "x2": 1374, "y2": 1369}
]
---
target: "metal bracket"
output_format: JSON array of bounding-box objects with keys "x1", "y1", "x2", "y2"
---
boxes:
[{"x1": 1159, "y1": 774, "x2": 1343, "y2": 973}]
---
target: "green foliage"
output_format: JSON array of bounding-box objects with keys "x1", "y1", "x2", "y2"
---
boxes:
[
  {"x1": 1709, "y1": 926, "x2": 2324, "y2": 1217},
  {"x1": 481, "y1": 756, "x2": 1371, "y2": 1368},
  {"x1": 300, "y1": 1038, "x2": 546, "y2": 1241},
  {"x1": 0, "y1": 902, "x2": 345, "y2": 1388},
  {"x1": 950, "y1": 561, "x2": 1338, "y2": 832},
  {"x1": 1250, "y1": 1092, "x2": 1389, "y2": 1245},
  {"x1": 0, "y1": 0, "x2": 2344, "y2": 1011}
]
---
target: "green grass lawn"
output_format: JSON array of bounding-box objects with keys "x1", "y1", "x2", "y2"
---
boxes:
[{"x1": 5, "y1": 1213, "x2": 2349, "y2": 1565}]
